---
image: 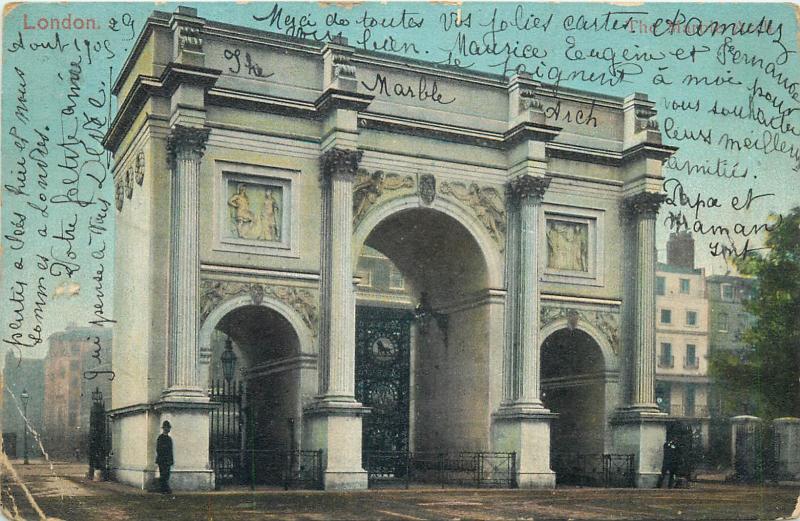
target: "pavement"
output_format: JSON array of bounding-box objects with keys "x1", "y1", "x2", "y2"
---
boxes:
[{"x1": 2, "y1": 461, "x2": 799, "y2": 521}]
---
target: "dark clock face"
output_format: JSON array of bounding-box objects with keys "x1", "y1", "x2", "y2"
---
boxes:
[{"x1": 370, "y1": 336, "x2": 397, "y2": 362}]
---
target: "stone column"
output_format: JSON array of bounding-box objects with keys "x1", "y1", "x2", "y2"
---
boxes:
[
  {"x1": 492, "y1": 174, "x2": 556, "y2": 489},
  {"x1": 303, "y1": 147, "x2": 369, "y2": 490},
  {"x1": 508, "y1": 174, "x2": 551, "y2": 406},
  {"x1": 611, "y1": 190, "x2": 667, "y2": 489},
  {"x1": 156, "y1": 124, "x2": 214, "y2": 491},
  {"x1": 625, "y1": 191, "x2": 666, "y2": 410},
  {"x1": 165, "y1": 124, "x2": 210, "y2": 399},
  {"x1": 318, "y1": 147, "x2": 361, "y2": 401}
]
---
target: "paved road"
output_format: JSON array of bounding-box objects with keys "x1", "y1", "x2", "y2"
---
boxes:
[{"x1": 2, "y1": 461, "x2": 798, "y2": 521}]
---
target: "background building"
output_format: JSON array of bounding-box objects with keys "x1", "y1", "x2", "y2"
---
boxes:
[
  {"x1": 42, "y1": 326, "x2": 113, "y2": 458},
  {"x1": 655, "y1": 232, "x2": 710, "y2": 455},
  {"x1": 706, "y1": 273, "x2": 757, "y2": 466},
  {"x1": 2, "y1": 352, "x2": 45, "y2": 460}
]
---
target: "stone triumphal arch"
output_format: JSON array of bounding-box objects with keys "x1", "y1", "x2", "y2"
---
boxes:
[{"x1": 104, "y1": 7, "x2": 676, "y2": 491}]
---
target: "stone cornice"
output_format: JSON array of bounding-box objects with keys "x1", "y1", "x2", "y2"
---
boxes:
[
  {"x1": 621, "y1": 142, "x2": 678, "y2": 163},
  {"x1": 314, "y1": 89, "x2": 374, "y2": 115},
  {"x1": 503, "y1": 121, "x2": 562, "y2": 145},
  {"x1": 506, "y1": 175, "x2": 551, "y2": 202},
  {"x1": 320, "y1": 148, "x2": 363, "y2": 182},
  {"x1": 624, "y1": 191, "x2": 667, "y2": 217},
  {"x1": 104, "y1": 63, "x2": 220, "y2": 153}
]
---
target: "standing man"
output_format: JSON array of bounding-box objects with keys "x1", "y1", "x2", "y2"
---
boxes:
[
  {"x1": 657, "y1": 436, "x2": 678, "y2": 488},
  {"x1": 155, "y1": 420, "x2": 174, "y2": 494}
]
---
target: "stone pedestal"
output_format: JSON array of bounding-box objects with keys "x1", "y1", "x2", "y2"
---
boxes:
[
  {"x1": 492, "y1": 409, "x2": 557, "y2": 488},
  {"x1": 731, "y1": 415, "x2": 764, "y2": 481},
  {"x1": 154, "y1": 402, "x2": 215, "y2": 491},
  {"x1": 773, "y1": 417, "x2": 800, "y2": 480},
  {"x1": 109, "y1": 409, "x2": 158, "y2": 490},
  {"x1": 303, "y1": 401, "x2": 369, "y2": 489},
  {"x1": 611, "y1": 410, "x2": 667, "y2": 487}
]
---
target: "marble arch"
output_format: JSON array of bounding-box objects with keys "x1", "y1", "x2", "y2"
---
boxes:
[{"x1": 105, "y1": 6, "x2": 677, "y2": 492}]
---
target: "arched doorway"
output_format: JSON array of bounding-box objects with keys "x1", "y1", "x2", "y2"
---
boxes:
[
  {"x1": 204, "y1": 302, "x2": 312, "y2": 486},
  {"x1": 541, "y1": 327, "x2": 608, "y2": 481},
  {"x1": 354, "y1": 204, "x2": 501, "y2": 457}
]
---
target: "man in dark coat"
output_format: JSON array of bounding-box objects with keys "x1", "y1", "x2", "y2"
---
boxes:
[
  {"x1": 657, "y1": 437, "x2": 678, "y2": 488},
  {"x1": 155, "y1": 420, "x2": 173, "y2": 493}
]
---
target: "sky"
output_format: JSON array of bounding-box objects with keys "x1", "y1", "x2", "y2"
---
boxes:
[{"x1": 2, "y1": 2, "x2": 799, "y2": 360}]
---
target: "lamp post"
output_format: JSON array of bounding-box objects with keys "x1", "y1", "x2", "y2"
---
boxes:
[
  {"x1": 20, "y1": 388, "x2": 29, "y2": 465},
  {"x1": 221, "y1": 337, "x2": 238, "y2": 384}
]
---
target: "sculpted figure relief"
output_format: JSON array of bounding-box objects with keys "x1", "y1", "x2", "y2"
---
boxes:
[
  {"x1": 546, "y1": 220, "x2": 589, "y2": 272},
  {"x1": 352, "y1": 169, "x2": 414, "y2": 222},
  {"x1": 440, "y1": 181, "x2": 506, "y2": 249},
  {"x1": 226, "y1": 182, "x2": 282, "y2": 241}
]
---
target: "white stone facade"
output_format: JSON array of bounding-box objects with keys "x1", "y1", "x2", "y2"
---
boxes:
[{"x1": 104, "y1": 7, "x2": 676, "y2": 490}]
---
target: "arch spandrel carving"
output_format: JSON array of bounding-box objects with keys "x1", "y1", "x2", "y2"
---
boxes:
[
  {"x1": 439, "y1": 181, "x2": 506, "y2": 251},
  {"x1": 199, "y1": 279, "x2": 319, "y2": 338},
  {"x1": 352, "y1": 167, "x2": 415, "y2": 226},
  {"x1": 540, "y1": 304, "x2": 621, "y2": 365}
]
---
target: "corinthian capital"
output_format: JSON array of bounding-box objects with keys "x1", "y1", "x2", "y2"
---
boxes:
[
  {"x1": 506, "y1": 174, "x2": 551, "y2": 203},
  {"x1": 320, "y1": 147, "x2": 363, "y2": 182},
  {"x1": 166, "y1": 125, "x2": 210, "y2": 165},
  {"x1": 624, "y1": 191, "x2": 666, "y2": 218}
]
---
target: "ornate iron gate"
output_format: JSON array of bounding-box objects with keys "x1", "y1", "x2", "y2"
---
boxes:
[
  {"x1": 209, "y1": 379, "x2": 243, "y2": 487},
  {"x1": 356, "y1": 307, "x2": 413, "y2": 455}
]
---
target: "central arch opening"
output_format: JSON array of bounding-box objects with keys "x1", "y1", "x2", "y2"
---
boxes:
[{"x1": 355, "y1": 207, "x2": 496, "y2": 456}]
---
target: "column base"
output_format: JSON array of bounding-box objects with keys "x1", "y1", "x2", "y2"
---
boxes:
[
  {"x1": 611, "y1": 408, "x2": 668, "y2": 488},
  {"x1": 153, "y1": 398, "x2": 215, "y2": 491},
  {"x1": 303, "y1": 399, "x2": 370, "y2": 490},
  {"x1": 161, "y1": 386, "x2": 208, "y2": 403},
  {"x1": 114, "y1": 467, "x2": 157, "y2": 490},
  {"x1": 161, "y1": 468, "x2": 215, "y2": 492},
  {"x1": 492, "y1": 405, "x2": 558, "y2": 489}
]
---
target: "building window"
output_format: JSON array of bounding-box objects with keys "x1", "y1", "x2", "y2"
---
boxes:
[
  {"x1": 680, "y1": 278, "x2": 690, "y2": 294},
  {"x1": 686, "y1": 310, "x2": 698, "y2": 326},
  {"x1": 685, "y1": 385, "x2": 696, "y2": 416},
  {"x1": 685, "y1": 344, "x2": 698, "y2": 368},
  {"x1": 656, "y1": 276, "x2": 666, "y2": 296},
  {"x1": 389, "y1": 267, "x2": 404, "y2": 290},
  {"x1": 659, "y1": 343, "x2": 673, "y2": 368},
  {"x1": 718, "y1": 312, "x2": 729, "y2": 332},
  {"x1": 656, "y1": 382, "x2": 671, "y2": 414},
  {"x1": 721, "y1": 283, "x2": 734, "y2": 301},
  {"x1": 660, "y1": 309, "x2": 672, "y2": 324}
]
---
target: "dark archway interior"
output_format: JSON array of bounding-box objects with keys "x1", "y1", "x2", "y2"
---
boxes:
[
  {"x1": 210, "y1": 305, "x2": 302, "y2": 456},
  {"x1": 360, "y1": 207, "x2": 492, "y2": 452},
  {"x1": 214, "y1": 305, "x2": 299, "y2": 367},
  {"x1": 541, "y1": 328, "x2": 606, "y2": 459},
  {"x1": 365, "y1": 208, "x2": 488, "y2": 307}
]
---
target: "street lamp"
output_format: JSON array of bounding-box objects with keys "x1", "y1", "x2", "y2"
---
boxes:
[
  {"x1": 221, "y1": 337, "x2": 238, "y2": 383},
  {"x1": 20, "y1": 388, "x2": 29, "y2": 465}
]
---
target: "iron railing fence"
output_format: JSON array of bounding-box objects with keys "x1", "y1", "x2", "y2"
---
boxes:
[
  {"x1": 552, "y1": 453, "x2": 635, "y2": 488},
  {"x1": 364, "y1": 451, "x2": 516, "y2": 489},
  {"x1": 210, "y1": 448, "x2": 323, "y2": 490}
]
